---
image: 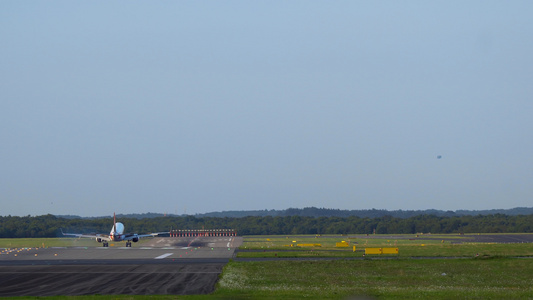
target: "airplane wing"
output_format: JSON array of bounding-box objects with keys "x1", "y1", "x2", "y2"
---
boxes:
[
  {"x1": 60, "y1": 229, "x2": 111, "y2": 241},
  {"x1": 145, "y1": 232, "x2": 169, "y2": 237},
  {"x1": 123, "y1": 232, "x2": 169, "y2": 241}
]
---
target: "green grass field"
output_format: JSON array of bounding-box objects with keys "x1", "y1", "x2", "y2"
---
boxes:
[
  {"x1": 212, "y1": 258, "x2": 533, "y2": 299},
  {"x1": 238, "y1": 234, "x2": 533, "y2": 258}
]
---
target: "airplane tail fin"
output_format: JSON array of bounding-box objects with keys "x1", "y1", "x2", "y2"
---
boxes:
[{"x1": 113, "y1": 212, "x2": 117, "y2": 234}]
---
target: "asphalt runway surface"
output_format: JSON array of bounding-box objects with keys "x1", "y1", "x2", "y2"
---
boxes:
[
  {"x1": 347, "y1": 233, "x2": 533, "y2": 244},
  {"x1": 0, "y1": 236, "x2": 242, "y2": 297},
  {"x1": 458, "y1": 234, "x2": 533, "y2": 243}
]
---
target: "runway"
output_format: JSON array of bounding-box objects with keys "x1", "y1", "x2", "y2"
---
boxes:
[{"x1": 0, "y1": 237, "x2": 243, "y2": 296}]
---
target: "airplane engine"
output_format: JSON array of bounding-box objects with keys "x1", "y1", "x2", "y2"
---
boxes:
[
  {"x1": 96, "y1": 237, "x2": 102, "y2": 243},
  {"x1": 132, "y1": 237, "x2": 139, "y2": 243}
]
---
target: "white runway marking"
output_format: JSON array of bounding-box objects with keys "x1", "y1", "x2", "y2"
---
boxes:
[{"x1": 154, "y1": 253, "x2": 173, "y2": 259}]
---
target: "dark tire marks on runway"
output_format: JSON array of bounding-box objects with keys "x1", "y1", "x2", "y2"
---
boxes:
[{"x1": 0, "y1": 264, "x2": 224, "y2": 296}]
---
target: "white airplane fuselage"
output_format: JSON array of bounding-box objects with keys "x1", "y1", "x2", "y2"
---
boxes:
[{"x1": 110, "y1": 222, "x2": 126, "y2": 241}]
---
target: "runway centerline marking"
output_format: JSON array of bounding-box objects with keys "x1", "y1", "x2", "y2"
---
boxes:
[{"x1": 154, "y1": 253, "x2": 173, "y2": 259}]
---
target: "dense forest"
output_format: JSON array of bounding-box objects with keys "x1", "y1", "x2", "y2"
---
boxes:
[{"x1": 1, "y1": 213, "x2": 532, "y2": 238}]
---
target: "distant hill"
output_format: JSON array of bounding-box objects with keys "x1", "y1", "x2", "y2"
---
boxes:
[
  {"x1": 55, "y1": 212, "x2": 174, "y2": 219},
  {"x1": 194, "y1": 207, "x2": 533, "y2": 219},
  {"x1": 55, "y1": 207, "x2": 533, "y2": 219}
]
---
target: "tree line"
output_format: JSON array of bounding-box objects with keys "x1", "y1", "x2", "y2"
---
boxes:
[{"x1": 1, "y1": 213, "x2": 532, "y2": 238}]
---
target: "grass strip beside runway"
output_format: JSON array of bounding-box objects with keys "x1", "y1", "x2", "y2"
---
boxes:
[
  {"x1": 238, "y1": 234, "x2": 533, "y2": 258},
  {"x1": 213, "y1": 258, "x2": 533, "y2": 299}
]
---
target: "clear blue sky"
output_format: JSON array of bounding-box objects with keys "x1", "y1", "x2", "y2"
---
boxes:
[{"x1": 1, "y1": 1, "x2": 532, "y2": 217}]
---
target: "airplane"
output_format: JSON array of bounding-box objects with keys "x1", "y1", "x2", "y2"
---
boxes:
[{"x1": 61, "y1": 213, "x2": 168, "y2": 247}]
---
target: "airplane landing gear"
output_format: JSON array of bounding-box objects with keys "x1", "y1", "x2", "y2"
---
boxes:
[
  {"x1": 126, "y1": 242, "x2": 132, "y2": 247},
  {"x1": 103, "y1": 242, "x2": 109, "y2": 247}
]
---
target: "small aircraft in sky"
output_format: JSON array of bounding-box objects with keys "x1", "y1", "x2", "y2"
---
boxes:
[{"x1": 61, "y1": 213, "x2": 167, "y2": 247}]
